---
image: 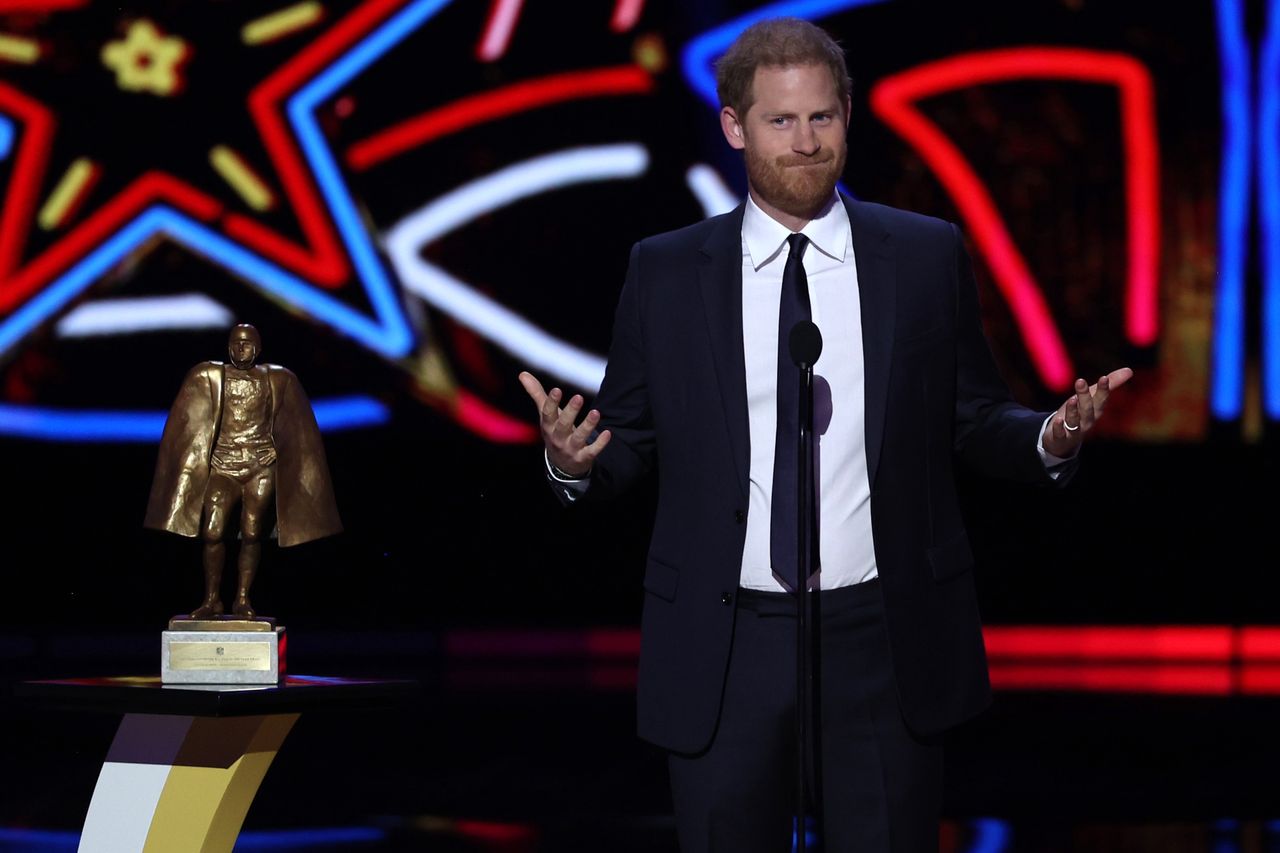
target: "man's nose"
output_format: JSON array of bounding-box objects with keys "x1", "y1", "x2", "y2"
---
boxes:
[{"x1": 793, "y1": 122, "x2": 820, "y2": 155}]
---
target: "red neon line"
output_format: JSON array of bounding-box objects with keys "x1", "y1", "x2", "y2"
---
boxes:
[
  {"x1": 586, "y1": 628, "x2": 642, "y2": 657},
  {"x1": 988, "y1": 664, "x2": 1232, "y2": 695},
  {"x1": 0, "y1": 172, "x2": 222, "y2": 312},
  {"x1": 870, "y1": 48, "x2": 1161, "y2": 390},
  {"x1": 475, "y1": 0, "x2": 523, "y2": 61},
  {"x1": 454, "y1": 388, "x2": 537, "y2": 443},
  {"x1": 0, "y1": 84, "x2": 54, "y2": 282},
  {"x1": 983, "y1": 626, "x2": 1234, "y2": 661},
  {"x1": 610, "y1": 0, "x2": 645, "y2": 32},
  {"x1": 1240, "y1": 627, "x2": 1280, "y2": 660},
  {"x1": 234, "y1": 0, "x2": 421, "y2": 286},
  {"x1": 346, "y1": 65, "x2": 654, "y2": 171},
  {"x1": 1241, "y1": 665, "x2": 1280, "y2": 694},
  {"x1": 0, "y1": 0, "x2": 85, "y2": 8}
]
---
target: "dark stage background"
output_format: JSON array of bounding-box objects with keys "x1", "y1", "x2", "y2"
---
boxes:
[{"x1": 1, "y1": 1, "x2": 1278, "y2": 850}]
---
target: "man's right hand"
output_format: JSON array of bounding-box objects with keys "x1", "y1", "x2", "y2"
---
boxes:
[{"x1": 518, "y1": 371, "x2": 612, "y2": 478}]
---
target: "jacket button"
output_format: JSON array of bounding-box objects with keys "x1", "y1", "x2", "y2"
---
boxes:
[
  {"x1": 721, "y1": 591, "x2": 734, "y2": 605},
  {"x1": 734, "y1": 509, "x2": 745, "y2": 524}
]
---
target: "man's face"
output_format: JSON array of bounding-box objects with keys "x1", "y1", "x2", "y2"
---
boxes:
[
  {"x1": 228, "y1": 329, "x2": 259, "y2": 369},
  {"x1": 720, "y1": 63, "x2": 849, "y2": 224}
]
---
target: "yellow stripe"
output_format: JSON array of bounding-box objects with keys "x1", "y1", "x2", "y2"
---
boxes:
[
  {"x1": 38, "y1": 158, "x2": 96, "y2": 230},
  {"x1": 209, "y1": 146, "x2": 275, "y2": 211},
  {"x1": 241, "y1": 2, "x2": 324, "y2": 45},
  {"x1": 0, "y1": 34, "x2": 39, "y2": 64},
  {"x1": 142, "y1": 714, "x2": 297, "y2": 853}
]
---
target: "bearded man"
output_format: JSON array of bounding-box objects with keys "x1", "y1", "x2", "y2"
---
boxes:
[
  {"x1": 520, "y1": 17, "x2": 1130, "y2": 853},
  {"x1": 145, "y1": 324, "x2": 341, "y2": 620}
]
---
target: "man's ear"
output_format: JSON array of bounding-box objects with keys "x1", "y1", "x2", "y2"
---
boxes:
[{"x1": 720, "y1": 106, "x2": 746, "y2": 151}]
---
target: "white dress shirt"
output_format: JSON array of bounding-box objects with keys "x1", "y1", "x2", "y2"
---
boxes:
[
  {"x1": 547, "y1": 194, "x2": 1071, "y2": 590},
  {"x1": 739, "y1": 194, "x2": 874, "y2": 592}
]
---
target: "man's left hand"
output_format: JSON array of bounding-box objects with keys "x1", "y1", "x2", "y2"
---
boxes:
[{"x1": 1042, "y1": 367, "x2": 1134, "y2": 458}]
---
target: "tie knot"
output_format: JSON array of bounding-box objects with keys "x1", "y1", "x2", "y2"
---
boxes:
[{"x1": 787, "y1": 232, "x2": 810, "y2": 261}]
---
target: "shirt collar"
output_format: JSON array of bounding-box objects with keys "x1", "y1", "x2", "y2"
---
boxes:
[{"x1": 742, "y1": 192, "x2": 850, "y2": 271}]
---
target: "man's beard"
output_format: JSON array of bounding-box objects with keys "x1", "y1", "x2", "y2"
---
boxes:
[{"x1": 744, "y1": 142, "x2": 846, "y2": 221}]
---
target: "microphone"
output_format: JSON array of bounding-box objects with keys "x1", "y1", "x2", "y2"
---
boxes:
[{"x1": 789, "y1": 320, "x2": 823, "y2": 369}]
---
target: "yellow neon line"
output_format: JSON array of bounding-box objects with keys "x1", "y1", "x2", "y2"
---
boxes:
[
  {"x1": 209, "y1": 145, "x2": 275, "y2": 212},
  {"x1": 38, "y1": 158, "x2": 96, "y2": 230},
  {"x1": 241, "y1": 2, "x2": 324, "y2": 45},
  {"x1": 0, "y1": 33, "x2": 39, "y2": 64}
]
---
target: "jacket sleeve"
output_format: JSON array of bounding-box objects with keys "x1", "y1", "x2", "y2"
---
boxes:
[
  {"x1": 582, "y1": 241, "x2": 657, "y2": 501},
  {"x1": 949, "y1": 223, "x2": 1059, "y2": 484}
]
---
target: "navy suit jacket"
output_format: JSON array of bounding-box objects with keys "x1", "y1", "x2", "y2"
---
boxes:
[{"x1": 581, "y1": 195, "x2": 1058, "y2": 754}]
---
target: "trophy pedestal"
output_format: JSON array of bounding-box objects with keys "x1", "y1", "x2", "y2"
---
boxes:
[{"x1": 162, "y1": 617, "x2": 285, "y2": 685}]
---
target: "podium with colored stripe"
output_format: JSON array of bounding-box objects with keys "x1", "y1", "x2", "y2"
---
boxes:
[{"x1": 15, "y1": 674, "x2": 419, "y2": 852}]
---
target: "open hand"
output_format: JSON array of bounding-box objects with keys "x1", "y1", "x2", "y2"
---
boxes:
[
  {"x1": 518, "y1": 371, "x2": 612, "y2": 477},
  {"x1": 1042, "y1": 367, "x2": 1133, "y2": 458}
]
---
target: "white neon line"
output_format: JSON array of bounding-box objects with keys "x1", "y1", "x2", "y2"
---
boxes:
[
  {"x1": 685, "y1": 163, "x2": 740, "y2": 218},
  {"x1": 477, "y1": 0, "x2": 523, "y2": 61},
  {"x1": 402, "y1": 262, "x2": 607, "y2": 390},
  {"x1": 388, "y1": 144, "x2": 648, "y2": 246},
  {"x1": 55, "y1": 294, "x2": 235, "y2": 337},
  {"x1": 385, "y1": 144, "x2": 649, "y2": 391}
]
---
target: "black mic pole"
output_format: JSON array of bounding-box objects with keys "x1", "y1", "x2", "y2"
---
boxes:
[{"x1": 790, "y1": 321, "x2": 823, "y2": 853}]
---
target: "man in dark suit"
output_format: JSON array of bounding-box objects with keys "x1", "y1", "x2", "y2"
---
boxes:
[{"x1": 520, "y1": 16, "x2": 1129, "y2": 853}]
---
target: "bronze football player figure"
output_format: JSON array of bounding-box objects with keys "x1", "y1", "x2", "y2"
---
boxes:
[{"x1": 145, "y1": 324, "x2": 342, "y2": 619}]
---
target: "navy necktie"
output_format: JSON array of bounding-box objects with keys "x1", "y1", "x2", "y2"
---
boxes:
[{"x1": 770, "y1": 233, "x2": 812, "y2": 592}]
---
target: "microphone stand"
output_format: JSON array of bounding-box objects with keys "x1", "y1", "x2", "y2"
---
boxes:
[{"x1": 790, "y1": 321, "x2": 822, "y2": 853}]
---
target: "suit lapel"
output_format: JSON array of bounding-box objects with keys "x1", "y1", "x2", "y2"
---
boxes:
[
  {"x1": 844, "y1": 197, "x2": 895, "y2": 488},
  {"x1": 698, "y1": 204, "x2": 751, "y2": 501}
]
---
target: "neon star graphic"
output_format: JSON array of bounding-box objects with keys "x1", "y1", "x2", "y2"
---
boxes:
[{"x1": 0, "y1": 0, "x2": 448, "y2": 362}]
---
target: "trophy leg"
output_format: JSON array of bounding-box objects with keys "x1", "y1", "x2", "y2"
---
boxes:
[
  {"x1": 232, "y1": 545, "x2": 257, "y2": 619},
  {"x1": 79, "y1": 712, "x2": 298, "y2": 853},
  {"x1": 190, "y1": 547, "x2": 224, "y2": 619}
]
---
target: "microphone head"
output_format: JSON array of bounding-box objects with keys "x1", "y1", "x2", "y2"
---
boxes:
[{"x1": 789, "y1": 320, "x2": 823, "y2": 368}]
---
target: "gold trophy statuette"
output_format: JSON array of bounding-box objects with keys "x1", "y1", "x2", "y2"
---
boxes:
[{"x1": 145, "y1": 324, "x2": 342, "y2": 635}]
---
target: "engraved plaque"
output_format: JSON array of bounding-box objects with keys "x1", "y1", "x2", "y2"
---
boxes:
[{"x1": 169, "y1": 641, "x2": 272, "y2": 671}]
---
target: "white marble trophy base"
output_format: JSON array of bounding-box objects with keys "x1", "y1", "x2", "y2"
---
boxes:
[{"x1": 161, "y1": 626, "x2": 285, "y2": 685}]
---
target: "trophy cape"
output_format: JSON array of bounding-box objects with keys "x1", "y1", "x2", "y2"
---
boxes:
[{"x1": 144, "y1": 361, "x2": 342, "y2": 547}]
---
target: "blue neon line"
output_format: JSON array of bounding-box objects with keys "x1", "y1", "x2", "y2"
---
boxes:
[
  {"x1": 285, "y1": 0, "x2": 453, "y2": 359},
  {"x1": 681, "y1": 0, "x2": 888, "y2": 108},
  {"x1": 0, "y1": 208, "x2": 172, "y2": 355},
  {"x1": 0, "y1": 826, "x2": 386, "y2": 851},
  {"x1": 313, "y1": 394, "x2": 391, "y2": 430},
  {"x1": 965, "y1": 818, "x2": 1012, "y2": 853},
  {"x1": 0, "y1": 395, "x2": 388, "y2": 441},
  {"x1": 0, "y1": 115, "x2": 12, "y2": 161},
  {"x1": 0, "y1": 827, "x2": 78, "y2": 850},
  {"x1": 233, "y1": 826, "x2": 387, "y2": 849},
  {"x1": 1212, "y1": 0, "x2": 1251, "y2": 419},
  {"x1": 157, "y1": 211, "x2": 400, "y2": 353},
  {"x1": 0, "y1": 207, "x2": 403, "y2": 359},
  {"x1": 1262, "y1": 0, "x2": 1280, "y2": 418}
]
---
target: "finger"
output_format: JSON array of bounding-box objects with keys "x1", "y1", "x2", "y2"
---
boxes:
[
  {"x1": 555, "y1": 394, "x2": 585, "y2": 436},
  {"x1": 568, "y1": 408, "x2": 601, "y2": 448},
  {"x1": 1062, "y1": 395, "x2": 1083, "y2": 435},
  {"x1": 1106, "y1": 366, "x2": 1134, "y2": 391},
  {"x1": 581, "y1": 428, "x2": 612, "y2": 460},
  {"x1": 1073, "y1": 378, "x2": 1096, "y2": 430},
  {"x1": 540, "y1": 387, "x2": 563, "y2": 427},
  {"x1": 1091, "y1": 373, "x2": 1111, "y2": 414},
  {"x1": 517, "y1": 371, "x2": 548, "y2": 409}
]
